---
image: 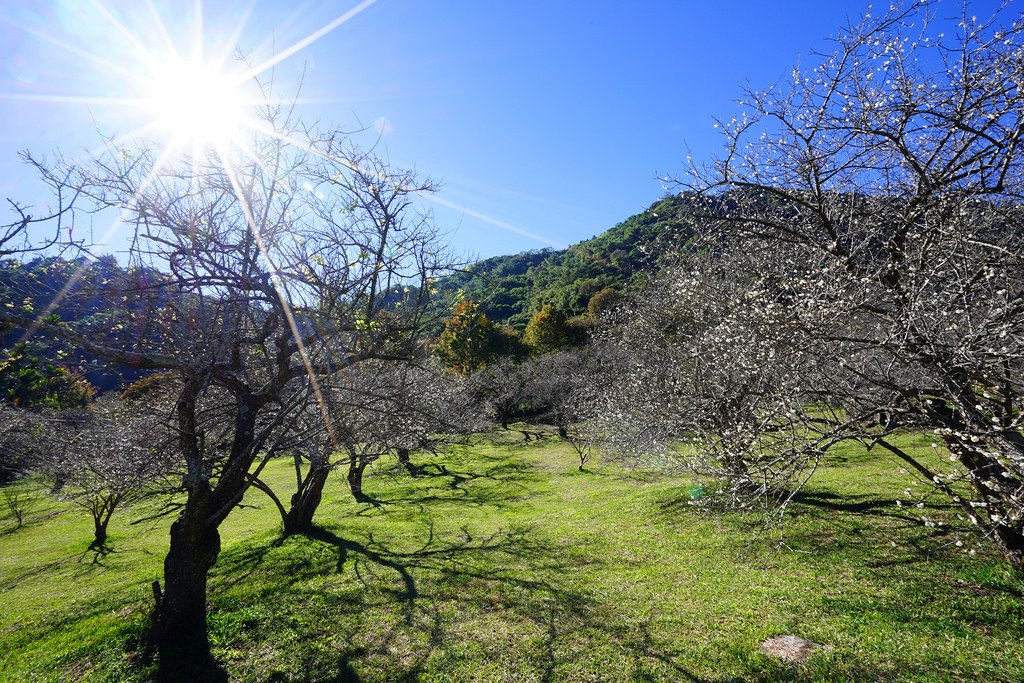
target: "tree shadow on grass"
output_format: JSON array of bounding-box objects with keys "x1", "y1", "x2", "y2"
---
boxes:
[
  {"x1": 199, "y1": 443, "x2": 738, "y2": 681},
  {"x1": 789, "y1": 490, "x2": 958, "y2": 520},
  {"x1": 772, "y1": 496, "x2": 1024, "y2": 649},
  {"x1": 653, "y1": 487, "x2": 944, "y2": 536},
  {"x1": 781, "y1": 490, "x2": 979, "y2": 566},
  {"x1": 301, "y1": 526, "x2": 419, "y2": 621},
  {"x1": 420, "y1": 461, "x2": 528, "y2": 490},
  {"x1": 211, "y1": 518, "x2": 565, "y2": 679},
  {"x1": 308, "y1": 528, "x2": 586, "y2": 682},
  {"x1": 210, "y1": 532, "x2": 285, "y2": 592},
  {"x1": 370, "y1": 458, "x2": 537, "y2": 510},
  {"x1": 223, "y1": 520, "x2": 733, "y2": 683},
  {"x1": 80, "y1": 541, "x2": 118, "y2": 568},
  {"x1": 0, "y1": 539, "x2": 130, "y2": 591},
  {"x1": 645, "y1": 482, "x2": 1024, "y2": 669},
  {"x1": 0, "y1": 522, "x2": 25, "y2": 536}
]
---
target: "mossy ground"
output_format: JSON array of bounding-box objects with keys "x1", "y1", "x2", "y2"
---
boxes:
[{"x1": 1, "y1": 428, "x2": 1021, "y2": 681}]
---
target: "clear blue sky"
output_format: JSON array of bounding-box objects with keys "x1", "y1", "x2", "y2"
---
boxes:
[{"x1": 0, "y1": 0, "x2": 1008, "y2": 260}]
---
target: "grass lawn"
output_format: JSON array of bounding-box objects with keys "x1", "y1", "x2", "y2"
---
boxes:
[{"x1": 0, "y1": 428, "x2": 1022, "y2": 681}]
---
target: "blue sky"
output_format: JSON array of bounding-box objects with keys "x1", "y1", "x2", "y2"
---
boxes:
[{"x1": 0, "y1": 0, "x2": 1008, "y2": 260}]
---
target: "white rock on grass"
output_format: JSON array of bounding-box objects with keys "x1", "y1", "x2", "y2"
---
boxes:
[{"x1": 760, "y1": 635, "x2": 831, "y2": 663}]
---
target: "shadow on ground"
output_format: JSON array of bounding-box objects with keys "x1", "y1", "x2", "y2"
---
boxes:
[{"x1": 18, "y1": 438, "x2": 1023, "y2": 682}]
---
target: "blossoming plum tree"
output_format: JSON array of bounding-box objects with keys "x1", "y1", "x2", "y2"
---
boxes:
[{"x1": 604, "y1": 1, "x2": 1024, "y2": 572}]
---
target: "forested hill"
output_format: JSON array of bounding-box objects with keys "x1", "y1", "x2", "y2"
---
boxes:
[
  {"x1": 0, "y1": 194, "x2": 699, "y2": 393},
  {"x1": 436, "y1": 194, "x2": 698, "y2": 328},
  {"x1": 0, "y1": 256, "x2": 175, "y2": 393}
]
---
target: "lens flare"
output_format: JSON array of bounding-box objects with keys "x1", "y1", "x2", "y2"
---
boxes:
[{"x1": 373, "y1": 116, "x2": 393, "y2": 137}]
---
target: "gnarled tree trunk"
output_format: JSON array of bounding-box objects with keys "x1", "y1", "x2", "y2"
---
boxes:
[
  {"x1": 156, "y1": 504, "x2": 222, "y2": 645},
  {"x1": 152, "y1": 385, "x2": 255, "y2": 666},
  {"x1": 89, "y1": 496, "x2": 118, "y2": 549},
  {"x1": 283, "y1": 462, "x2": 331, "y2": 535},
  {"x1": 992, "y1": 523, "x2": 1024, "y2": 576}
]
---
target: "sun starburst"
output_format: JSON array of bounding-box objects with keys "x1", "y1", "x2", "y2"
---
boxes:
[
  {"x1": 144, "y1": 57, "x2": 251, "y2": 151},
  {"x1": 5, "y1": 1, "x2": 381, "y2": 396},
  {"x1": 4, "y1": 0, "x2": 381, "y2": 167}
]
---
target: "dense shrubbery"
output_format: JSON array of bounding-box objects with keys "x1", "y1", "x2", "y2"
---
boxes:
[{"x1": 0, "y1": 342, "x2": 94, "y2": 409}]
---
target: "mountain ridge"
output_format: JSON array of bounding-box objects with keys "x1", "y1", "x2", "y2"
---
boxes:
[{"x1": 436, "y1": 193, "x2": 697, "y2": 328}]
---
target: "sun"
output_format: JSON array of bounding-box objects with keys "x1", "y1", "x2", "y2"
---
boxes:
[
  {"x1": 144, "y1": 59, "x2": 251, "y2": 149},
  {"x1": 2, "y1": 0, "x2": 386, "y2": 162}
]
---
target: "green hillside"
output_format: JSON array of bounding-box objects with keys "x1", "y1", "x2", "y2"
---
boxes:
[{"x1": 438, "y1": 194, "x2": 698, "y2": 328}]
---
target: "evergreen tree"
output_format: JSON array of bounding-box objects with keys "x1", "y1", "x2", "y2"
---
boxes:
[
  {"x1": 587, "y1": 287, "x2": 622, "y2": 319},
  {"x1": 524, "y1": 304, "x2": 569, "y2": 355},
  {"x1": 435, "y1": 300, "x2": 501, "y2": 374}
]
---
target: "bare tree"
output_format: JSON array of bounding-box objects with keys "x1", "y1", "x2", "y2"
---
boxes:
[
  {"x1": 0, "y1": 484, "x2": 34, "y2": 528},
  {"x1": 536, "y1": 350, "x2": 602, "y2": 433},
  {"x1": 0, "y1": 101, "x2": 450, "y2": 657},
  {"x1": 334, "y1": 361, "x2": 478, "y2": 503},
  {"x1": 469, "y1": 357, "x2": 543, "y2": 431},
  {"x1": 530, "y1": 349, "x2": 603, "y2": 469},
  {"x1": 597, "y1": 254, "x2": 828, "y2": 506},
  {"x1": 394, "y1": 362, "x2": 485, "y2": 474},
  {"x1": 249, "y1": 359, "x2": 479, "y2": 533},
  {"x1": 237, "y1": 381, "x2": 332, "y2": 536},
  {"x1": 1, "y1": 150, "x2": 85, "y2": 259},
  {"x1": 0, "y1": 404, "x2": 47, "y2": 528},
  {"x1": 0, "y1": 403, "x2": 36, "y2": 485},
  {"x1": 610, "y1": 1, "x2": 1024, "y2": 571},
  {"x1": 33, "y1": 399, "x2": 175, "y2": 548}
]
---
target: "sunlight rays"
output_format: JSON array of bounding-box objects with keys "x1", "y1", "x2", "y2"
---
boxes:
[
  {"x1": 236, "y1": 0, "x2": 381, "y2": 84},
  {"x1": 216, "y1": 147, "x2": 339, "y2": 451},
  {"x1": 5, "y1": 0, "x2": 377, "y2": 161},
  {"x1": 6, "y1": 0, "x2": 567, "y2": 411},
  {"x1": 0, "y1": 93, "x2": 148, "y2": 106},
  {"x1": 17, "y1": 140, "x2": 184, "y2": 345},
  {"x1": 142, "y1": 0, "x2": 182, "y2": 60},
  {"x1": 425, "y1": 195, "x2": 568, "y2": 249},
  {"x1": 5, "y1": 16, "x2": 143, "y2": 84},
  {"x1": 4, "y1": 0, "x2": 565, "y2": 256},
  {"x1": 86, "y1": 0, "x2": 166, "y2": 74},
  {"x1": 239, "y1": 115, "x2": 563, "y2": 259}
]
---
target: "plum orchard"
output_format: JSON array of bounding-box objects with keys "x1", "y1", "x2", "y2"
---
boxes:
[{"x1": 602, "y1": 1, "x2": 1024, "y2": 572}]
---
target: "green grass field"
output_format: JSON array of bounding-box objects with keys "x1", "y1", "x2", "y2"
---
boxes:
[{"x1": 1, "y1": 428, "x2": 1022, "y2": 682}]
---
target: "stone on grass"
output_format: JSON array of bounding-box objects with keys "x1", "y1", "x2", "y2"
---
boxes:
[{"x1": 760, "y1": 635, "x2": 831, "y2": 663}]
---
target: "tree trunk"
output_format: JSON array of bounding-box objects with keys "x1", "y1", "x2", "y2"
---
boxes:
[
  {"x1": 49, "y1": 475, "x2": 66, "y2": 495},
  {"x1": 944, "y1": 429, "x2": 1024, "y2": 576},
  {"x1": 91, "y1": 511, "x2": 110, "y2": 548},
  {"x1": 396, "y1": 447, "x2": 420, "y2": 477},
  {"x1": 347, "y1": 458, "x2": 368, "y2": 502},
  {"x1": 993, "y1": 523, "x2": 1024, "y2": 576},
  {"x1": 154, "y1": 508, "x2": 222, "y2": 650},
  {"x1": 151, "y1": 507, "x2": 226, "y2": 682},
  {"x1": 151, "y1": 379, "x2": 227, "y2": 665},
  {"x1": 283, "y1": 464, "x2": 330, "y2": 535},
  {"x1": 89, "y1": 495, "x2": 121, "y2": 549}
]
